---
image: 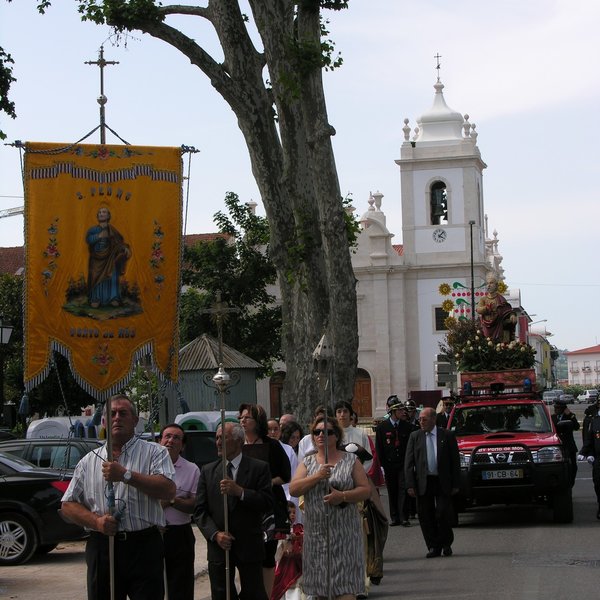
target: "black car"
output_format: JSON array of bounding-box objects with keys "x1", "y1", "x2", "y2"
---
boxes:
[
  {"x1": 0, "y1": 451, "x2": 87, "y2": 565},
  {"x1": 0, "y1": 437, "x2": 104, "y2": 470}
]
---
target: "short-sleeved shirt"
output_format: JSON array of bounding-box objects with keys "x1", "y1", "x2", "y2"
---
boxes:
[
  {"x1": 62, "y1": 436, "x2": 175, "y2": 532},
  {"x1": 163, "y1": 454, "x2": 200, "y2": 526}
]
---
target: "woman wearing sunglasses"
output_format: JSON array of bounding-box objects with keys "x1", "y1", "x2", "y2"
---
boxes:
[{"x1": 290, "y1": 415, "x2": 370, "y2": 600}]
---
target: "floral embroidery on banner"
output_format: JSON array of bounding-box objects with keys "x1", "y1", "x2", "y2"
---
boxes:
[
  {"x1": 41, "y1": 218, "x2": 60, "y2": 296},
  {"x1": 91, "y1": 343, "x2": 115, "y2": 376},
  {"x1": 150, "y1": 220, "x2": 165, "y2": 300}
]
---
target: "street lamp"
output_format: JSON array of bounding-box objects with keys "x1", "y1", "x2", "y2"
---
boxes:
[
  {"x1": 0, "y1": 315, "x2": 15, "y2": 420},
  {"x1": 469, "y1": 221, "x2": 476, "y2": 321}
]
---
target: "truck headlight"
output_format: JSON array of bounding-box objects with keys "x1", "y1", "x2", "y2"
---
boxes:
[{"x1": 532, "y1": 446, "x2": 564, "y2": 463}]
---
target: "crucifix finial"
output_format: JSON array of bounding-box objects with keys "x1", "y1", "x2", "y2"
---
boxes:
[
  {"x1": 202, "y1": 291, "x2": 240, "y2": 365},
  {"x1": 434, "y1": 52, "x2": 442, "y2": 82},
  {"x1": 85, "y1": 46, "x2": 119, "y2": 144}
]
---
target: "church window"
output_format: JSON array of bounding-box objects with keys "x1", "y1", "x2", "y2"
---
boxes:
[
  {"x1": 434, "y1": 307, "x2": 448, "y2": 331},
  {"x1": 430, "y1": 181, "x2": 448, "y2": 225}
]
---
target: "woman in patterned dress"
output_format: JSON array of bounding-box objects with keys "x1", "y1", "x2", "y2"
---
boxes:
[{"x1": 289, "y1": 415, "x2": 370, "y2": 600}]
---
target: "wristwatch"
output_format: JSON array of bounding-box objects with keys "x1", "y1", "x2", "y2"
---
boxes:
[{"x1": 123, "y1": 470, "x2": 133, "y2": 484}]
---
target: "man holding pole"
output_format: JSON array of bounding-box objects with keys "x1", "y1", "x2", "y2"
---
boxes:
[
  {"x1": 194, "y1": 421, "x2": 272, "y2": 600},
  {"x1": 61, "y1": 394, "x2": 176, "y2": 600}
]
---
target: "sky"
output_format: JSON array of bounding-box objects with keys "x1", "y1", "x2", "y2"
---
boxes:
[{"x1": 1, "y1": 0, "x2": 599, "y2": 352}]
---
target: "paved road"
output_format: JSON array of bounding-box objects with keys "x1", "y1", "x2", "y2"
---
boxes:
[{"x1": 0, "y1": 528, "x2": 212, "y2": 600}]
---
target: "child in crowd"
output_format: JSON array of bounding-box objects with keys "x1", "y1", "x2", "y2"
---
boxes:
[{"x1": 271, "y1": 502, "x2": 304, "y2": 600}]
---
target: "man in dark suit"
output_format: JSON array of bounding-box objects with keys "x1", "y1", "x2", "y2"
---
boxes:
[
  {"x1": 436, "y1": 398, "x2": 454, "y2": 428},
  {"x1": 375, "y1": 395, "x2": 413, "y2": 526},
  {"x1": 194, "y1": 421, "x2": 273, "y2": 600},
  {"x1": 405, "y1": 407, "x2": 460, "y2": 558}
]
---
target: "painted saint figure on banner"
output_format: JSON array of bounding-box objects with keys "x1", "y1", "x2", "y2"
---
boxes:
[{"x1": 86, "y1": 206, "x2": 131, "y2": 308}]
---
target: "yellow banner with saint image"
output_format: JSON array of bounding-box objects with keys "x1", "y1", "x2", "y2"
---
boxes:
[{"x1": 24, "y1": 143, "x2": 182, "y2": 400}]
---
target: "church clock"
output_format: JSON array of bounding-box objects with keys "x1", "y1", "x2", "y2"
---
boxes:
[{"x1": 432, "y1": 228, "x2": 447, "y2": 243}]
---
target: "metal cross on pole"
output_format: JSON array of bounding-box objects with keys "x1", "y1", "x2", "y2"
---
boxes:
[
  {"x1": 85, "y1": 46, "x2": 119, "y2": 144},
  {"x1": 202, "y1": 291, "x2": 240, "y2": 366}
]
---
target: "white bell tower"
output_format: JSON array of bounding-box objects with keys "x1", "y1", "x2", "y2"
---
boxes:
[
  {"x1": 396, "y1": 77, "x2": 486, "y2": 266},
  {"x1": 395, "y1": 64, "x2": 491, "y2": 392}
]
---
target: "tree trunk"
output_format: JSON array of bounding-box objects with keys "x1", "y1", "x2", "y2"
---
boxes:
[{"x1": 108, "y1": 1, "x2": 358, "y2": 426}]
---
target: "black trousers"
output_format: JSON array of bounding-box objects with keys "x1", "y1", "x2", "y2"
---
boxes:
[
  {"x1": 86, "y1": 528, "x2": 164, "y2": 600},
  {"x1": 417, "y1": 475, "x2": 454, "y2": 551},
  {"x1": 383, "y1": 466, "x2": 406, "y2": 523},
  {"x1": 163, "y1": 523, "x2": 195, "y2": 600},
  {"x1": 208, "y1": 555, "x2": 268, "y2": 600}
]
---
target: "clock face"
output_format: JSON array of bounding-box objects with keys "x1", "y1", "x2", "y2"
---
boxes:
[{"x1": 432, "y1": 228, "x2": 447, "y2": 243}]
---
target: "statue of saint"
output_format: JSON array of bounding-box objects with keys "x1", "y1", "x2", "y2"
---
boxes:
[
  {"x1": 475, "y1": 272, "x2": 517, "y2": 342},
  {"x1": 86, "y1": 207, "x2": 131, "y2": 308}
]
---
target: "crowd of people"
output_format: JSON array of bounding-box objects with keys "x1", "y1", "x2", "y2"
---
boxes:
[{"x1": 60, "y1": 391, "x2": 600, "y2": 600}]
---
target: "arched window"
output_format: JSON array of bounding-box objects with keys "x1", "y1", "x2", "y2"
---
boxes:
[{"x1": 430, "y1": 181, "x2": 448, "y2": 225}]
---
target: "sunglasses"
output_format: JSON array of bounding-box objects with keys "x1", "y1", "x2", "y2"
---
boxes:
[{"x1": 312, "y1": 429, "x2": 336, "y2": 436}]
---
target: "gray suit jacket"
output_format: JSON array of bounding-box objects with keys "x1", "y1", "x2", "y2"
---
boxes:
[{"x1": 404, "y1": 427, "x2": 460, "y2": 496}]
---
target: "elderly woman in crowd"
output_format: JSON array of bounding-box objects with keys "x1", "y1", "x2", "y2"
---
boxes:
[{"x1": 290, "y1": 415, "x2": 370, "y2": 600}]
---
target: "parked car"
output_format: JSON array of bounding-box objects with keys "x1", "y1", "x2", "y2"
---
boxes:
[
  {"x1": 577, "y1": 389, "x2": 599, "y2": 404},
  {"x1": 0, "y1": 451, "x2": 87, "y2": 565},
  {"x1": 0, "y1": 438, "x2": 103, "y2": 470},
  {"x1": 542, "y1": 390, "x2": 562, "y2": 405},
  {"x1": 559, "y1": 394, "x2": 575, "y2": 404}
]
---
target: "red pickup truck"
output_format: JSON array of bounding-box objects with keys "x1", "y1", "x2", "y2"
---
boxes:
[{"x1": 447, "y1": 391, "x2": 573, "y2": 523}]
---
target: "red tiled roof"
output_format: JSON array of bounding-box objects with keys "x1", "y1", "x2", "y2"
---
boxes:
[
  {"x1": 0, "y1": 246, "x2": 24, "y2": 275},
  {"x1": 565, "y1": 345, "x2": 600, "y2": 355},
  {"x1": 184, "y1": 233, "x2": 230, "y2": 246},
  {"x1": 0, "y1": 234, "x2": 231, "y2": 275},
  {"x1": 392, "y1": 244, "x2": 404, "y2": 256}
]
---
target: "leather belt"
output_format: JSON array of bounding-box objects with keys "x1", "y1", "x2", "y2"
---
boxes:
[{"x1": 91, "y1": 526, "x2": 158, "y2": 542}]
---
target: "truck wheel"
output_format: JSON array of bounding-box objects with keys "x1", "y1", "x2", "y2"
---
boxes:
[
  {"x1": 0, "y1": 512, "x2": 38, "y2": 565},
  {"x1": 552, "y1": 488, "x2": 573, "y2": 523}
]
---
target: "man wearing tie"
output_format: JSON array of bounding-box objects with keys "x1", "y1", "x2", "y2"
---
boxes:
[
  {"x1": 194, "y1": 421, "x2": 273, "y2": 600},
  {"x1": 405, "y1": 407, "x2": 460, "y2": 558}
]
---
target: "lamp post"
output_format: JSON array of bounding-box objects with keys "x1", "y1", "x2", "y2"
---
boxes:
[
  {"x1": 469, "y1": 220, "x2": 476, "y2": 321},
  {"x1": 0, "y1": 315, "x2": 14, "y2": 411}
]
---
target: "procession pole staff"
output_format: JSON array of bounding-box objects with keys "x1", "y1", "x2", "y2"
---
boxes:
[
  {"x1": 313, "y1": 332, "x2": 333, "y2": 600},
  {"x1": 204, "y1": 291, "x2": 239, "y2": 600},
  {"x1": 213, "y1": 364, "x2": 232, "y2": 600},
  {"x1": 103, "y1": 395, "x2": 117, "y2": 600}
]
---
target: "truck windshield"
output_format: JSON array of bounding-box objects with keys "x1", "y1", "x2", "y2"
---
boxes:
[{"x1": 450, "y1": 403, "x2": 551, "y2": 435}]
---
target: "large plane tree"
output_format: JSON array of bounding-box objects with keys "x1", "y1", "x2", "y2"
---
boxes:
[{"x1": 6, "y1": 1, "x2": 359, "y2": 425}]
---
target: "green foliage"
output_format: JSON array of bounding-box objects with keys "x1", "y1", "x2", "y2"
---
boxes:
[
  {"x1": 440, "y1": 317, "x2": 536, "y2": 373},
  {"x1": 77, "y1": 0, "x2": 163, "y2": 29},
  {"x1": 181, "y1": 192, "x2": 282, "y2": 375},
  {"x1": 123, "y1": 363, "x2": 159, "y2": 416},
  {"x1": 0, "y1": 47, "x2": 16, "y2": 140}
]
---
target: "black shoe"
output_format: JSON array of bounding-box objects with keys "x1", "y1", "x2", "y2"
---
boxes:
[
  {"x1": 370, "y1": 576, "x2": 382, "y2": 586},
  {"x1": 442, "y1": 546, "x2": 453, "y2": 557},
  {"x1": 426, "y1": 548, "x2": 442, "y2": 558},
  {"x1": 389, "y1": 520, "x2": 401, "y2": 526},
  {"x1": 401, "y1": 520, "x2": 411, "y2": 527},
  {"x1": 596, "y1": 507, "x2": 600, "y2": 520}
]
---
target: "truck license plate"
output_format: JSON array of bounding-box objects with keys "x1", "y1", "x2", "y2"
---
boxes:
[{"x1": 482, "y1": 469, "x2": 523, "y2": 480}]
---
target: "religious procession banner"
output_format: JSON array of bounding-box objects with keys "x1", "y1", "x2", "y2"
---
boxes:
[{"x1": 24, "y1": 143, "x2": 183, "y2": 400}]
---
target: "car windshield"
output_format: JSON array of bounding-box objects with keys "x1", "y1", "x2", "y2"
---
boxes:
[{"x1": 450, "y1": 403, "x2": 552, "y2": 435}]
